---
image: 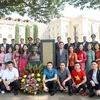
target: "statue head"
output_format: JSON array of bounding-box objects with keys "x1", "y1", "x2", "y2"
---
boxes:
[{"x1": 32, "y1": 46, "x2": 38, "y2": 55}]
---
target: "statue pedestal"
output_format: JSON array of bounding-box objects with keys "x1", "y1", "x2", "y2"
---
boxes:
[{"x1": 29, "y1": 61, "x2": 41, "y2": 66}]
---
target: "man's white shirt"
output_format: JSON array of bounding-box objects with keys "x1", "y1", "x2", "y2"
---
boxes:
[
  {"x1": 2, "y1": 68, "x2": 19, "y2": 82},
  {"x1": 92, "y1": 70, "x2": 99, "y2": 84}
]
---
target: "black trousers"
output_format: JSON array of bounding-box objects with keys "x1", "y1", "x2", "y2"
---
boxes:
[
  {"x1": 68, "y1": 66, "x2": 74, "y2": 72},
  {"x1": 88, "y1": 83, "x2": 100, "y2": 93},
  {"x1": 72, "y1": 83, "x2": 86, "y2": 93},
  {"x1": 60, "y1": 79, "x2": 72, "y2": 93},
  {"x1": 46, "y1": 81, "x2": 56, "y2": 93},
  {"x1": 8, "y1": 80, "x2": 20, "y2": 92},
  {"x1": 0, "y1": 81, "x2": 5, "y2": 90}
]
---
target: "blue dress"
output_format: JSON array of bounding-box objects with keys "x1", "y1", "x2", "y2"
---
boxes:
[{"x1": 86, "y1": 50, "x2": 95, "y2": 74}]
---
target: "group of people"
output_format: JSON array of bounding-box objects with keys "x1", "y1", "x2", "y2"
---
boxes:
[
  {"x1": 43, "y1": 61, "x2": 100, "y2": 97},
  {"x1": 43, "y1": 34, "x2": 100, "y2": 97},
  {"x1": 0, "y1": 37, "x2": 40, "y2": 95},
  {"x1": 0, "y1": 33, "x2": 100, "y2": 97}
]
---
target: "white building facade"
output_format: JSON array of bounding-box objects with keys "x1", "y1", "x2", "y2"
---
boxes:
[
  {"x1": 0, "y1": 16, "x2": 100, "y2": 43},
  {"x1": 48, "y1": 15, "x2": 100, "y2": 43},
  {"x1": 0, "y1": 18, "x2": 33, "y2": 43}
]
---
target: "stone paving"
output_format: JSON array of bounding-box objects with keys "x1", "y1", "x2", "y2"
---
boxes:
[{"x1": 0, "y1": 92, "x2": 100, "y2": 100}]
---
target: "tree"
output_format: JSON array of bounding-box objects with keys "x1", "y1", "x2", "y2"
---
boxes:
[
  {"x1": 0, "y1": 1, "x2": 99, "y2": 23},
  {"x1": 33, "y1": 24, "x2": 38, "y2": 43},
  {"x1": 15, "y1": 24, "x2": 20, "y2": 44},
  {"x1": 0, "y1": 0, "x2": 66, "y2": 23},
  {"x1": 66, "y1": 0, "x2": 100, "y2": 10},
  {"x1": 25, "y1": 25, "x2": 30, "y2": 44}
]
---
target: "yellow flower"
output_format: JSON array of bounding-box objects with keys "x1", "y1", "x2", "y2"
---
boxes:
[
  {"x1": 23, "y1": 75, "x2": 27, "y2": 78},
  {"x1": 21, "y1": 79, "x2": 25, "y2": 83},
  {"x1": 37, "y1": 73, "x2": 40, "y2": 77},
  {"x1": 31, "y1": 73, "x2": 34, "y2": 77},
  {"x1": 37, "y1": 78, "x2": 41, "y2": 82},
  {"x1": 34, "y1": 91, "x2": 37, "y2": 95}
]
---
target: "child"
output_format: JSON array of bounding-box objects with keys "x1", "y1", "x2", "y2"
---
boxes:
[{"x1": 0, "y1": 63, "x2": 5, "y2": 94}]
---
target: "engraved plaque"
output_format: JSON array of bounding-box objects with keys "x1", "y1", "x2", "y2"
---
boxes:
[{"x1": 41, "y1": 40, "x2": 55, "y2": 67}]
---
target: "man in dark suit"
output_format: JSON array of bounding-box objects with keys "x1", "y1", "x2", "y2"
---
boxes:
[
  {"x1": 72, "y1": 36, "x2": 80, "y2": 53},
  {"x1": 19, "y1": 38, "x2": 25, "y2": 53},
  {"x1": 56, "y1": 41, "x2": 68, "y2": 69},
  {"x1": 27, "y1": 37, "x2": 34, "y2": 53},
  {"x1": 34, "y1": 38, "x2": 40, "y2": 54},
  {"x1": 64, "y1": 37, "x2": 72, "y2": 50},
  {"x1": 1, "y1": 38, "x2": 9, "y2": 53},
  {"x1": 55, "y1": 36, "x2": 61, "y2": 51},
  {"x1": 87, "y1": 60, "x2": 100, "y2": 97},
  {"x1": 10, "y1": 39, "x2": 15, "y2": 52},
  {"x1": 82, "y1": 36, "x2": 89, "y2": 51}
]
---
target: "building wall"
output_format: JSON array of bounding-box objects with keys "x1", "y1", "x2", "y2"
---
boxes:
[
  {"x1": 82, "y1": 18, "x2": 100, "y2": 42},
  {"x1": 0, "y1": 16, "x2": 100, "y2": 44},
  {"x1": 48, "y1": 19, "x2": 61, "y2": 40},
  {"x1": 70, "y1": 17, "x2": 83, "y2": 42},
  {"x1": 0, "y1": 19, "x2": 33, "y2": 43},
  {"x1": 48, "y1": 16, "x2": 100, "y2": 43},
  {"x1": 48, "y1": 17, "x2": 71, "y2": 43}
]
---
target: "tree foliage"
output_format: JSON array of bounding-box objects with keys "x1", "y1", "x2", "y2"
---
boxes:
[
  {"x1": 65, "y1": 0, "x2": 100, "y2": 10},
  {"x1": 0, "y1": 0, "x2": 99, "y2": 23},
  {"x1": 25, "y1": 25, "x2": 30, "y2": 44},
  {"x1": 15, "y1": 24, "x2": 20, "y2": 44},
  {"x1": 0, "y1": 0, "x2": 65, "y2": 23},
  {"x1": 33, "y1": 24, "x2": 38, "y2": 43}
]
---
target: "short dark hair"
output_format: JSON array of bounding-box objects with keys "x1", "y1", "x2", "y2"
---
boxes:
[
  {"x1": 75, "y1": 61, "x2": 80, "y2": 65},
  {"x1": 7, "y1": 61, "x2": 13, "y2": 64},
  {"x1": 3, "y1": 38, "x2": 7, "y2": 40},
  {"x1": 36, "y1": 38, "x2": 40, "y2": 40},
  {"x1": 20, "y1": 38, "x2": 24, "y2": 40},
  {"x1": 60, "y1": 62, "x2": 65, "y2": 65},
  {"x1": 47, "y1": 62, "x2": 53, "y2": 65},
  {"x1": 74, "y1": 36, "x2": 78, "y2": 38},
  {"x1": 59, "y1": 41, "x2": 64, "y2": 45},
  {"x1": 57, "y1": 36, "x2": 61, "y2": 39},
  {"x1": 11, "y1": 39, "x2": 15, "y2": 41},
  {"x1": 67, "y1": 37, "x2": 71, "y2": 40},
  {"x1": 92, "y1": 60, "x2": 98, "y2": 64}
]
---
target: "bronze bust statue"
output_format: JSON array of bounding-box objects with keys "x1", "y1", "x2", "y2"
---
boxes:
[{"x1": 29, "y1": 46, "x2": 40, "y2": 62}]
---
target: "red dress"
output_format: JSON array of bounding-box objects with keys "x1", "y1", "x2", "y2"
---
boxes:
[
  {"x1": 95, "y1": 50, "x2": 100, "y2": 69},
  {"x1": 71, "y1": 70, "x2": 86, "y2": 84},
  {"x1": 77, "y1": 50, "x2": 87, "y2": 70},
  {"x1": 19, "y1": 53, "x2": 30, "y2": 74}
]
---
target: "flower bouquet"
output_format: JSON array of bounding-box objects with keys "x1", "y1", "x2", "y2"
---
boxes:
[{"x1": 20, "y1": 63, "x2": 44, "y2": 95}]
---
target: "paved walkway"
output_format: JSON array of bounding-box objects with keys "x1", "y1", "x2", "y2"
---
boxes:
[{"x1": 0, "y1": 92, "x2": 99, "y2": 100}]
